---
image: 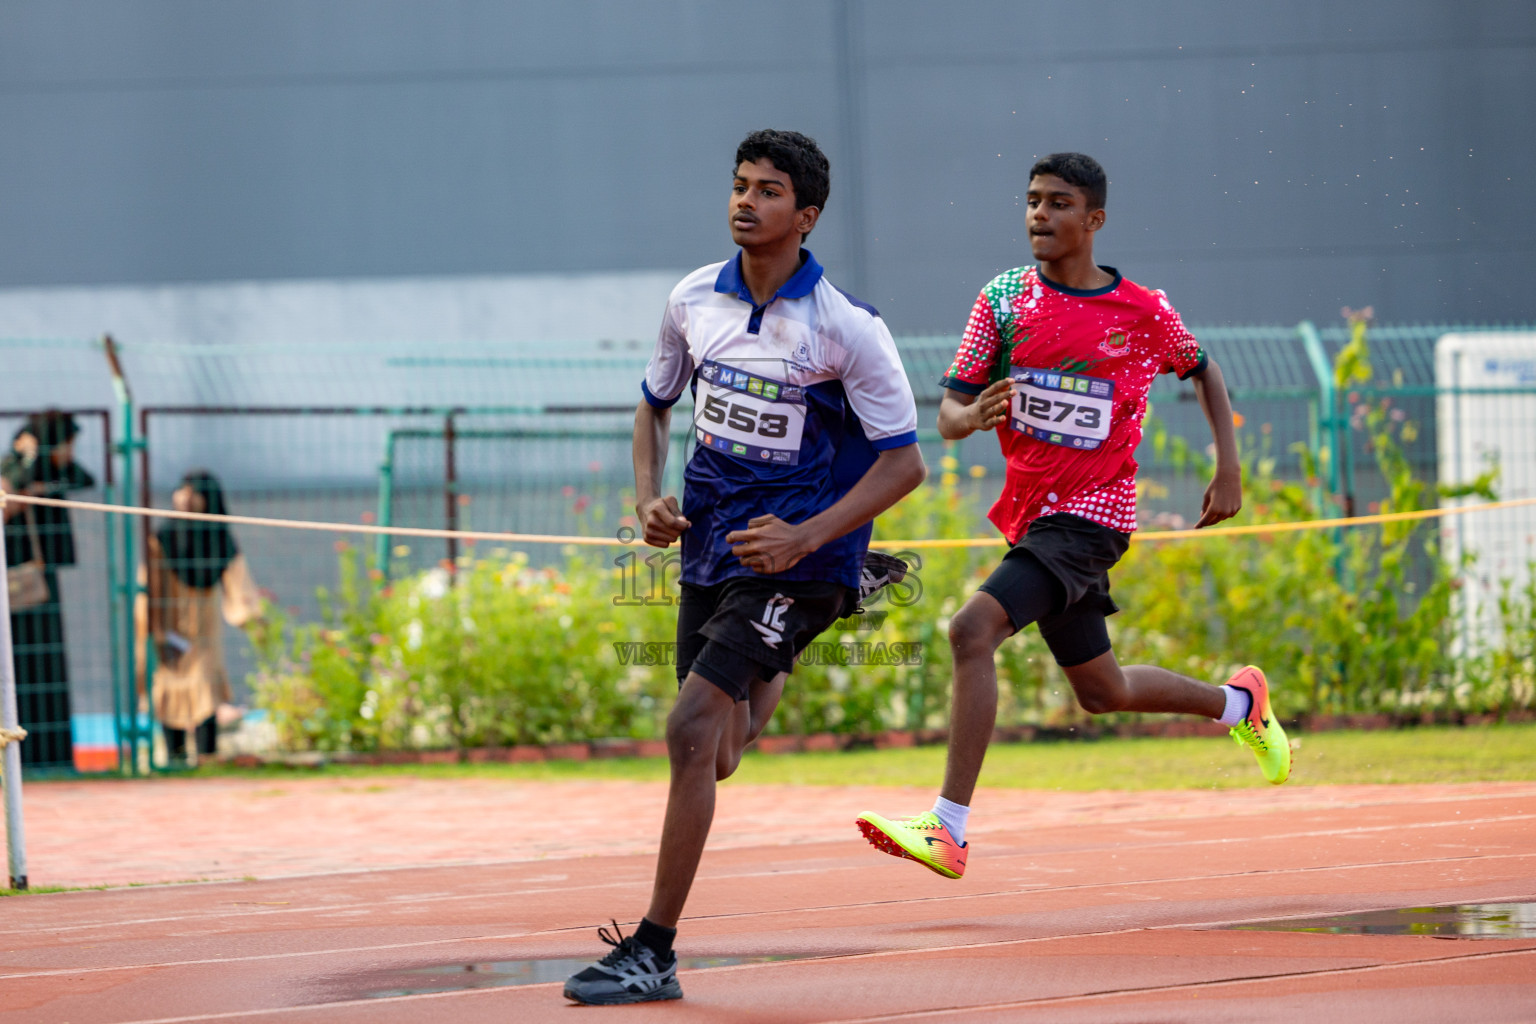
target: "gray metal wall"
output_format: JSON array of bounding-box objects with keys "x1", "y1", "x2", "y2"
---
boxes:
[{"x1": 2, "y1": 0, "x2": 1532, "y2": 332}]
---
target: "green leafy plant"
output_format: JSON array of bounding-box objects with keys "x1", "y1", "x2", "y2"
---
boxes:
[
  {"x1": 252, "y1": 544, "x2": 677, "y2": 752},
  {"x1": 251, "y1": 326, "x2": 1535, "y2": 751},
  {"x1": 1113, "y1": 319, "x2": 1520, "y2": 720}
]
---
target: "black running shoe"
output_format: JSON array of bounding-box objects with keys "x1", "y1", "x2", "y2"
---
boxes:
[
  {"x1": 856, "y1": 550, "x2": 909, "y2": 613},
  {"x1": 563, "y1": 920, "x2": 682, "y2": 1005}
]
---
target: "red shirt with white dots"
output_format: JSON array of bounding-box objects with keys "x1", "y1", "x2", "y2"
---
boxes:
[{"x1": 942, "y1": 266, "x2": 1206, "y2": 543}]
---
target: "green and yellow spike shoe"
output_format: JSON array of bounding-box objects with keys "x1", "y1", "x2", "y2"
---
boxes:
[
  {"x1": 1227, "y1": 665, "x2": 1290, "y2": 785},
  {"x1": 855, "y1": 811, "x2": 968, "y2": 879}
]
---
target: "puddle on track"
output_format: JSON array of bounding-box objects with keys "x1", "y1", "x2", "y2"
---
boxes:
[
  {"x1": 363, "y1": 954, "x2": 820, "y2": 998},
  {"x1": 1225, "y1": 902, "x2": 1536, "y2": 939}
]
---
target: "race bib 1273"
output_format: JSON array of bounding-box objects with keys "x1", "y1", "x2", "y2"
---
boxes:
[
  {"x1": 695, "y1": 360, "x2": 807, "y2": 465},
  {"x1": 1008, "y1": 367, "x2": 1115, "y2": 450}
]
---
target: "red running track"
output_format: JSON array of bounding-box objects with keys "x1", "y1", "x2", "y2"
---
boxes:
[{"x1": 2, "y1": 776, "x2": 1534, "y2": 1022}]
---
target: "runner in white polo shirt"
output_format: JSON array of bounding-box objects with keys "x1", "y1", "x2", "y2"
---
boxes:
[{"x1": 563, "y1": 129, "x2": 925, "y2": 1006}]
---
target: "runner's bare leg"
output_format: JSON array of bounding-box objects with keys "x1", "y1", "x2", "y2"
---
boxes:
[
  {"x1": 716, "y1": 672, "x2": 786, "y2": 780},
  {"x1": 939, "y1": 592, "x2": 1015, "y2": 807},
  {"x1": 1063, "y1": 652, "x2": 1225, "y2": 717},
  {"x1": 646, "y1": 673, "x2": 737, "y2": 927}
]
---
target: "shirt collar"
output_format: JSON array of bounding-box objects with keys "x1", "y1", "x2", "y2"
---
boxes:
[
  {"x1": 714, "y1": 248, "x2": 824, "y2": 306},
  {"x1": 1036, "y1": 265, "x2": 1122, "y2": 298}
]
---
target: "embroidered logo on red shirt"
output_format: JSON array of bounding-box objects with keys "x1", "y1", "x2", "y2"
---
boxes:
[{"x1": 1099, "y1": 329, "x2": 1131, "y2": 356}]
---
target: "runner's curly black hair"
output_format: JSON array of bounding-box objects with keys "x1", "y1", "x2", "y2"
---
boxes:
[
  {"x1": 1029, "y1": 152, "x2": 1107, "y2": 211},
  {"x1": 735, "y1": 129, "x2": 830, "y2": 213}
]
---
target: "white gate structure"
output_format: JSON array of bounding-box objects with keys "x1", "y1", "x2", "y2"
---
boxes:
[{"x1": 1436, "y1": 332, "x2": 1536, "y2": 653}]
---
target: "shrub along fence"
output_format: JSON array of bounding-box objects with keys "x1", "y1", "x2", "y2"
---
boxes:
[
  {"x1": 2, "y1": 322, "x2": 1533, "y2": 767},
  {"x1": 248, "y1": 324, "x2": 1536, "y2": 751}
]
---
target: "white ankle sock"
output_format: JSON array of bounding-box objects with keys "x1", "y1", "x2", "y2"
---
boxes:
[
  {"x1": 1217, "y1": 684, "x2": 1252, "y2": 727},
  {"x1": 932, "y1": 797, "x2": 970, "y2": 845}
]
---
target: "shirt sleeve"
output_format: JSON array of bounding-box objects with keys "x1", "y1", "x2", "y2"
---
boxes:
[
  {"x1": 1149, "y1": 290, "x2": 1207, "y2": 380},
  {"x1": 641, "y1": 297, "x2": 694, "y2": 408},
  {"x1": 838, "y1": 316, "x2": 920, "y2": 450},
  {"x1": 940, "y1": 290, "x2": 1005, "y2": 395}
]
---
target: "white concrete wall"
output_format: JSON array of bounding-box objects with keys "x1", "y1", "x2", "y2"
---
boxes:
[{"x1": 0, "y1": 270, "x2": 682, "y2": 350}]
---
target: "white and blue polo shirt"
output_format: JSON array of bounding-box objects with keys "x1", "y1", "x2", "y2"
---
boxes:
[{"x1": 642, "y1": 249, "x2": 919, "y2": 588}]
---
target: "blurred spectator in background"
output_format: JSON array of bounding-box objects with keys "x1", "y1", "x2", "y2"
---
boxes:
[
  {"x1": 135, "y1": 470, "x2": 262, "y2": 765},
  {"x1": 2, "y1": 410, "x2": 95, "y2": 769}
]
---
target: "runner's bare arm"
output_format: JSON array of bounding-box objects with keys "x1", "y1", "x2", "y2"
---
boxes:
[
  {"x1": 726, "y1": 444, "x2": 926, "y2": 574},
  {"x1": 937, "y1": 379, "x2": 1014, "y2": 440},
  {"x1": 632, "y1": 399, "x2": 690, "y2": 547},
  {"x1": 1189, "y1": 358, "x2": 1243, "y2": 528}
]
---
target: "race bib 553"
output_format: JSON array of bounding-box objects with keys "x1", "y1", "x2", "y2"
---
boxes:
[{"x1": 695, "y1": 360, "x2": 807, "y2": 465}]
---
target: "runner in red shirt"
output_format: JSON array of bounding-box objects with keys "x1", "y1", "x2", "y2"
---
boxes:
[{"x1": 857, "y1": 153, "x2": 1290, "y2": 880}]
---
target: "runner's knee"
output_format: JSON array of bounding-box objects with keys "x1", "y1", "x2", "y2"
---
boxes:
[
  {"x1": 716, "y1": 703, "x2": 751, "y2": 780},
  {"x1": 715, "y1": 748, "x2": 742, "y2": 781},
  {"x1": 1074, "y1": 686, "x2": 1126, "y2": 715},
  {"x1": 1065, "y1": 661, "x2": 1128, "y2": 714},
  {"x1": 949, "y1": 602, "x2": 1009, "y2": 661},
  {"x1": 665, "y1": 687, "x2": 730, "y2": 766}
]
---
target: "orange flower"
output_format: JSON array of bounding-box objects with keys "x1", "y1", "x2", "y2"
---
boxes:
[{"x1": 1231, "y1": 412, "x2": 1246, "y2": 429}]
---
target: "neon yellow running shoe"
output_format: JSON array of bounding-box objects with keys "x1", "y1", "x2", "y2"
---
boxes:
[
  {"x1": 1227, "y1": 665, "x2": 1290, "y2": 784},
  {"x1": 855, "y1": 811, "x2": 968, "y2": 879}
]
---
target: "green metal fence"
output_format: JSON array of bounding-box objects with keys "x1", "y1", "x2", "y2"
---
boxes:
[
  {"x1": 1, "y1": 337, "x2": 140, "y2": 776},
  {"x1": 2, "y1": 324, "x2": 1533, "y2": 769}
]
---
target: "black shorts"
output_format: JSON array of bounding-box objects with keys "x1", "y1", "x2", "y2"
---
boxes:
[
  {"x1": 977, "y1": 513, "x2": 1131, "y2": 668},
  {"x1": 676, "y1": 577, "x2": 858, "y2": 701}
]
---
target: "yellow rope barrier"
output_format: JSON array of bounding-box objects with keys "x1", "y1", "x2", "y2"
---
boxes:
[
  {"x1": 872, "y1": 495, "x2": 1536, "y2": 550},
  {"x1": 5, "y1": 491, "x2": 1536, "y2": 550},
  {"x1": 2, "y1": 493, "x2": 630, "y2": 547},
  {"x1": 0, "y1": 727, "x2": 26, "y2": 750}
]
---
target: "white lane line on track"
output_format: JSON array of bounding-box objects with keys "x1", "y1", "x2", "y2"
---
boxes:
[
  {"x1": 676, "y1": 850, "x2": 1536, "y2": 929},
  {"x1": 75, "y1": 923, "x2": 1536, "y2": 1024},
  {"x1": 1, "y1": 854, "x2": 1532, "y2": 983},
  {"x1": 815, "y1": 946, "x2": 1536, "y2": 1022},
  {"x1": 6, "y1": 809, "x2": 1532, "y2": 939},
  {"x1": 16, "y1": 782, "x2": 1536, "y2": 910},
  {"x1": 3, "y1": 841, "x2": 1532, "y2": 961}
]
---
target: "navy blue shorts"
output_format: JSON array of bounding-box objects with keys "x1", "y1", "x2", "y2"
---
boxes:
[{"x1": 676, "y1": 577, "x2": 856, "y2": 701}]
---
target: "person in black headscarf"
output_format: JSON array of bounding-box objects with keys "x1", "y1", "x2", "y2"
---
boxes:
[
  {"x1": 2, "y1": 411, "x2": 96, "y2": 770},
  {"x1": 135, "y1": 470, "x2": 262, "y2": 764}
]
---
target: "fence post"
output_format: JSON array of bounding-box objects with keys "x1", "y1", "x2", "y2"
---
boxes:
[
  {"x1": 375, "y1": 430, "x2": 398, "y2": 578},
  {"x1": 1299, "y1": 321, "x2": 1352, "y2": 599},
  {"x1": 104, "y1": 336, "x2": 143, "y2": 776},
  {"x1": 662, "y1": 426, "x2": 688, "y2": 500},
  {"x1": 1298, "y1": 321, "x2": 1342, "y2": 506},
  {"x1": 0, "y1": 518, "x2": 30, "y2": 890},
  {"x1": 444, "y1": 411, "x2": 458, "y2": 571}
]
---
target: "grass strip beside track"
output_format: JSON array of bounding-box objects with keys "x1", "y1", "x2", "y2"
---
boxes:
[
  {"x1": 0, "y1": 876, "x2": 244, "y2": 898},
  {"x1": 187, "y1": 722, "x2": 1536, "y2": 791}
]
